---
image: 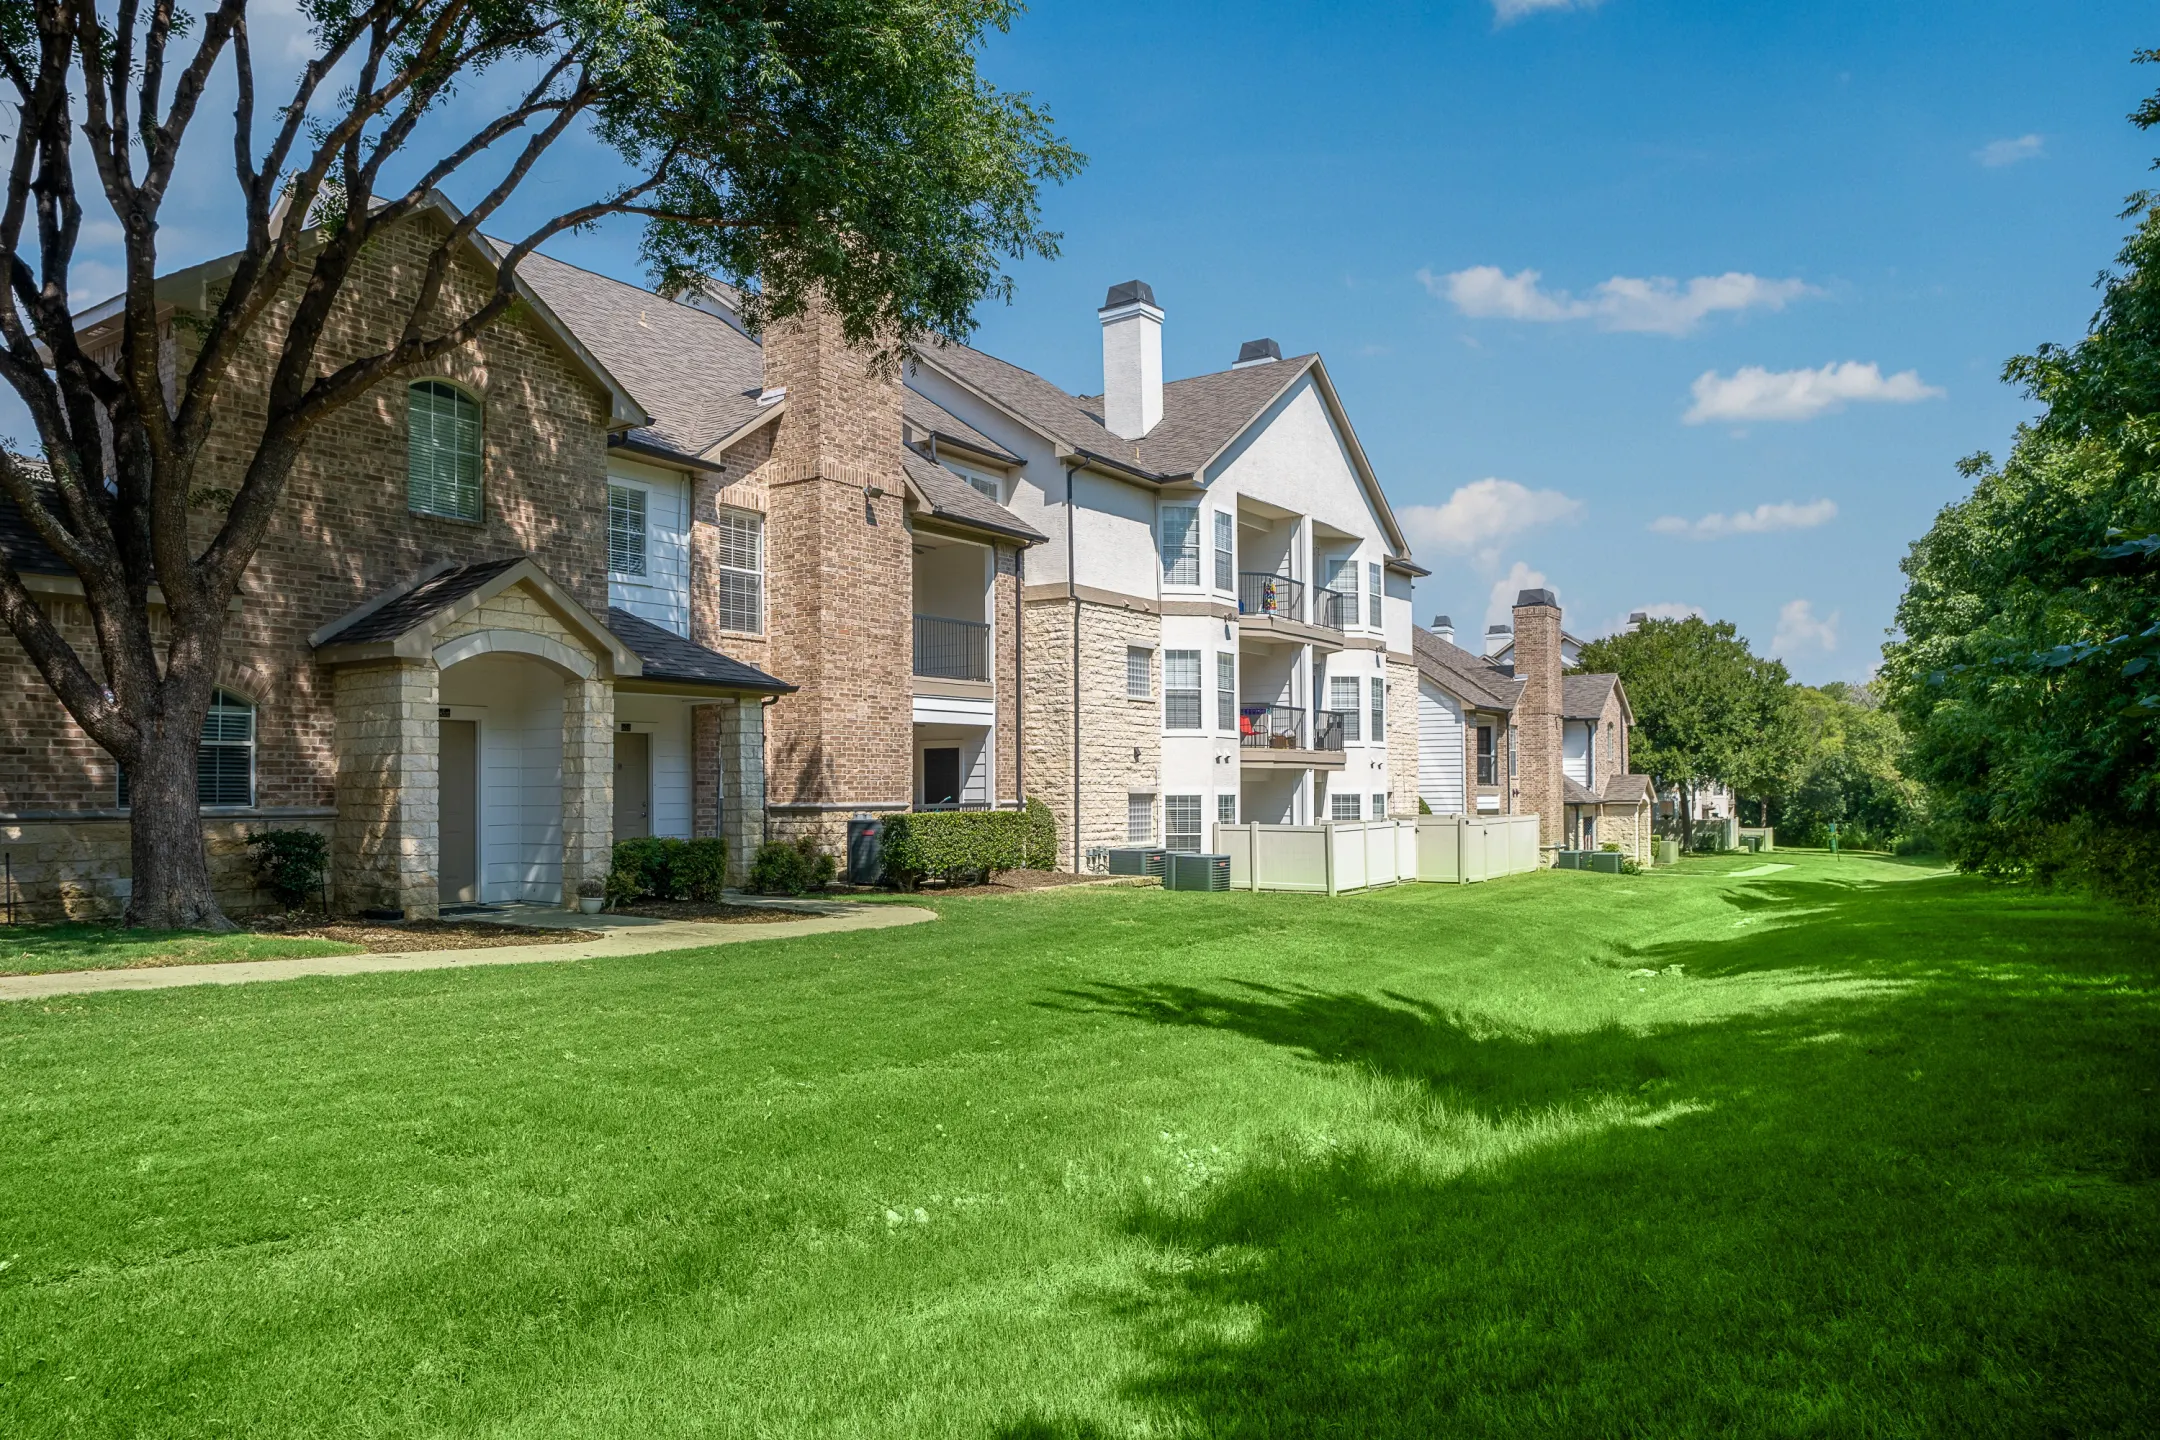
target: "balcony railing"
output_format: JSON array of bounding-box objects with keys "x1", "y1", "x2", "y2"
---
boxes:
[
  {"x1": 1313, "y1": 709, "x2": 1347, "y2": 752},
  {"x1": 913, "y1": 613, "x2": 989, "y2": 681},
  {"x1": 1238, "y1": 702, "x2": 1305, "y2": 749},
  {"x1": 1313, "y1": 588, "x2": 1351, "y2": 632},
  {"x1": 1238, "y1": 572, "x2": 1305, "y2": 623}
]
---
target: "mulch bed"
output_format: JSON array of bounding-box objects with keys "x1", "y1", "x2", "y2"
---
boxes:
[
  {"x1": 251, "y1": 919, "x2": 603, "y2": 953},
  {"x1": 904, "y1": 870, "x2": 1146, "y2": 899},
  {"x1": 606, "y1": 902, "x2": 818, "y2": 923}
]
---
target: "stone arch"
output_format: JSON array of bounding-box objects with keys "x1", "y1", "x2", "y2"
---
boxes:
[{"x1": 431, "y1": 628, "x2": 597, "y2": 680}]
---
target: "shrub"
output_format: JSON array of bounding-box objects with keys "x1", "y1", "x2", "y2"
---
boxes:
[
  {"x1": 603, "y1": 836, "x2": 728, "y2": 907},
  {"x1": 246, "y1": 828, "x2": 328, "y2": 910},
  {"x1": 1418, "y1": 796, "x2": 1433, "y2": 815},
  {"x1": 881, "y1": 799, "x2": 1058, "y2": 888},
  {"x1": 749, "y1": 836, "x2": 837, "y2": 895}
]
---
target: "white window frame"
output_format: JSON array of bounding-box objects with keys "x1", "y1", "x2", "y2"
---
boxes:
[
  {"x1": 716, "y1": 508, "x2": 764, "y2": 634},
  {"x1": 1159, "y1": 504, "x2": 1201, "y2": 587},
  {"x1": 1330, "y1": 675, "x2": 1361, "y2": 743},
  {"x1": 118, "y1": 688, "x2": 256, "y2": 810},
  {"x1": 1367, "y1": 561, "x2": 1383, "y2": 629},
  {"x1": 608, "y1": 483, "x2": 649, "y2": 577},
  {"x1": 1164, "y1": 794, "x2": 1203, "y2": 853},
  {"x1": 945, "y1": 458, "x2": 1004, "y2": 502},
  {"x1": 1164, "y1": 649, "x2": 1202, "y2": 730},
  {"x1": 1213, "y1": 510, "x2": 1235, "y2": 591},
  {"x1": 1330, "y1": 792, "x2": 1361, "y2": 821},
  {"x1": 1216, "y1": 652, "x2": 1236, "y2": 731},
  {"x1": 1217, "y1": 793, "x2": 1237, "y2": 825},
  {"x1": 1126, "y1": 646, "x2": 1153, "y2": 700},
  {"x1": 406, "y1": 379, "x2": 483, "y2": 521},
  {"x1": 1372, "y1": 792, "x2": 1388, "y2": 820},
  {"x1": 1370, "y1": 676, "x2": 1385, "y2": 745},
  {"x1": 1127, "y1": 792, "x2": 1156, "y2": 843}
]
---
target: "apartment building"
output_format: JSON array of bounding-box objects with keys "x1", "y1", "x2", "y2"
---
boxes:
[{"x1": 907, "y1": 283, "x2": 1426, "y2": 866}]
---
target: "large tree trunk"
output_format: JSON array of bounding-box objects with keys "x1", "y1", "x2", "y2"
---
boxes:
[
  {"x1": 122, "y1": 703, "x2": 232, "y2": 932},
  {"x1": 1678, "y1": 779, "x2": 1695, "y2": 851}
]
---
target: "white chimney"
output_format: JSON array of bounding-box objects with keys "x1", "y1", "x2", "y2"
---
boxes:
[
  {"x1": 1099, "y1": 280, "x2": 1163, "y2": 439},
  {"x1": 1485, "y1": 623, "x2": 1512, "y2": 657},
  {"x1": 1430, "y1": 614, "x2": 1455, "y2": 646}
]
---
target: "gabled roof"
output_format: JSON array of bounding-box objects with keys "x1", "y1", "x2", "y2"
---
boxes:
[
  {"x1": 0, "y1": 469, "x2": 67, "y2": 576},
  {"x1": 508, "y1": 247, "x2": 768, "y2": 468},
  {"x1": 1411, "y1": 625, "x2": 1524, "y2": 712},
  {"x1": 1599, "y1": 774, "x2": 1652, "y2": 805},
  {"x1": 311, "y1": 555, "x2": 641, "y2": 677},
  {"x1": 606, "y1": 607, "x2": 793, "y2": 693},
  {"x1": 900, "y1": 450, "x2": 1045, "y2": 543},
  {"x1": 903, "y1": 389, "x2": 1021, "y2": 465},
  {"x1": 1564, "y1": 777, "x2": 1601, "y2": 806},
  {"x1": 1562, "y1": 673, "x2": 1618, "y2": 720}
]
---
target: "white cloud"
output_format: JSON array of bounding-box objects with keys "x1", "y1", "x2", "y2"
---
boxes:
[
  {"x1": 1771, "y1": 599, "x2": 1839, "y2": 657},
  {"x1": 1594, "y1": 602, "x2": 1704, "y2": 637},
  {"x1": 1975, "y1": 134, "x2": 2045, "y2": 168},
  {"x1": 1683, "y1": 362, "x2": 1943, "y2": 424},
  {"x1": 1485, "y1": 562, "x2": 1553, "y2": 633},
  {"x1": 1422, "y1": 265, "x2": 1813, "y2": 336},
  {"x1": 1493, "y1": 0, "x2": 1601, "y2": 22},
  {"x1": 1399, "y1": 478, "x2": 1582, "y2": 567},
  {"x1": 1648, "y1": 498, "x2": 1838, "y2": 540}
]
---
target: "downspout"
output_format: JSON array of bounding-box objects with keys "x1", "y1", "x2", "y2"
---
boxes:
[
  {"x1": 1014, "y1": 542, "x2": 1025, "y2": 809},
  {"x1": 1067, "y1": 462, "x2": 1081, "y2": 872}
]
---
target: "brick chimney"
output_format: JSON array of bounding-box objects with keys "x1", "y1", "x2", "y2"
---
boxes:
[
  {"x1": 757, "y1": 297, "x2": 913, "y2": 842},
  {"x1": 1511, "y1": 587, "x2": 1565, "y2": 848}
]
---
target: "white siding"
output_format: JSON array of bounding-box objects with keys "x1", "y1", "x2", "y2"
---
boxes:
[
  {"x1": 616, "y1": 694, "x2": 697, "y2": 840},
  {"x1": 440, "y1": 655, "x2": 565, "y2": 905},
  {"x1": 1563, "y1": 720, "x2": 1591, "y2": 787},
  {"x1": 606, "y1": 458, "x2": 692, "y2": 636},
  {"x1": 1417, "y1": 677, "x2": 1465, "y2": 815}
]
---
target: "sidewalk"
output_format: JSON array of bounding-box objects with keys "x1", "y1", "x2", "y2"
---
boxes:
[{"x1": 0, "y1": 899, "x2": 937, "y2": 1003}]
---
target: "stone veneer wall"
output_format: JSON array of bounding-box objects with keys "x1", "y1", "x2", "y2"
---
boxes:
[
  {"x1": 1020, "y1": 597, "x2": 1162, "y2": 868},
  {"x1": 1386, "y1": 658, "x2": 1419, "y2": 818},
  {"x1": 994, "y1": 546, "x2": 1023, "y2": 805},
  {"x1": 0, "y1": 816, "x2": 334, "y2": 921},
  {"x1": 561, "y1": 675, "x2": 614, "y2": 899},
  {"x1": 332, "y1": 661, "x2": 439, "y2": 917}
]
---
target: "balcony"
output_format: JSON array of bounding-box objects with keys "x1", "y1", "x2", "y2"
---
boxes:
[
  {"x1": 1237, "y1": 702, "x2": 1346, "y2": 770},
  {"x1": 913, "y1": 613, "x2": 989, "y2": 682},
  {"x1": 1312, "y1": 588, "x2": 1350, "y2": 632},
  {"x1": 1235, "y1": 573, "x2": 1343, "y2": 652}
]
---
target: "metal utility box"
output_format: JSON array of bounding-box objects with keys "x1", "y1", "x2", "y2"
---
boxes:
[
  {"x1": 1588, "y1": 851, "x2": 1625, "y2": 875},
  {"x1": 846, "y1": 817, "x2": 884, "y2": 885},
  {"x1": 1165, "y1": 853, "x2": 1231, "y2": 892},
  {"x1": 1106, "y1": 846, "x2": 1168, "y2": 879},
  {"x1": 1554, "y1": 850, "x2": 1586, "y2": 870}
]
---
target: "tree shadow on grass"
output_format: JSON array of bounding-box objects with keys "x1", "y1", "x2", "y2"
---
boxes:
[{"x1": 1011, "y1": 874, "x2": 2160, "y2": 1438}]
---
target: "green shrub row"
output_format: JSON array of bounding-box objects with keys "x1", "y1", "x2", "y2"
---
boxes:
[
  {"x1": 880, "y1": 800, "x2": 1056, "y2": 887},
  {"x1": 748, "y1": 836, "x2": 836, "y2": 895},
  {"x1": 605, "y1": 836, "x2": 726, "y2": 907}
]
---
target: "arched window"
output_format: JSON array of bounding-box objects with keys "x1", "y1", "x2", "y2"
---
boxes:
[
  {"x1": 407, "y1": 380, "x2": 482, "y2": 520},
  {"x1": 116, "y1": 689, "x2": 256, "y2": 809}
]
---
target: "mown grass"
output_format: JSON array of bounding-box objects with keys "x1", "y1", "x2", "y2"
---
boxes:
[
  {"x1": 0, "y1": 922, "x2": 359, "y2": 975},
  {"x1": 0, "y1": 852, "x2": 2153, "y2": 1437}
]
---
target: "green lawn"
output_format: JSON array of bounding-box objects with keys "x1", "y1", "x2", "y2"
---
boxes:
[
  {"x1": 1, "y1": 852, "x2": 2153, "y2": 1437},
  {"x1": 0, "y1": 923, "x2": 360, "y2": 975}
]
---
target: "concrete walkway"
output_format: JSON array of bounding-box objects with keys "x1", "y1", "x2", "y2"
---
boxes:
[{"x1": 0, "y1": 899, "x2": 937, "y2": 1003}]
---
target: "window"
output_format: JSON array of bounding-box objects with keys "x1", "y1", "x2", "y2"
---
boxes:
[
  {"x1": 1165, "y1": 795, "x2": 1203, "y2": 852},
  {"x1": 608, "y1": 484, "x2": 648, "y2": 576},
  {"x1": 407, "y1": 380, "x2": 482, "y2": 520},
  {"x1": 1476, "y1": 725, "x2": 1496, "y2": 786},
  {"x1": 1213, "y1": 510, "x2": 1235, "y2": 591},
  {"x1": 1370, "y1": 677, "x2": 1386, "y2": 743},
  {"x1": 118, "y1": 689, "x2": 255, "y2": 809},
  {"x1": 1585, "y1": 721, "x2": 1596, "y2": 787},
  {"x1": 1372, "y1": 792, "x2": 1388, "y2": 820},
  {"x1": 716, "y1": 510, "x2": 763, "y2": 633},
  {"x1": 1216, "y1": 652, "x2": 1236, "y2": 731},
  {"x1": 1164, "y1": 650, "x2": 1202, "y2": 729},
  {"x1": 1608, "y1": 723, "x2": 1617, "y2": 774},
  {"x1": 1330, "y1": 675, "x2": 1361, "y2": 743},
  {"x1": 1331, "y1": 792, "x2": 1361, "y2": 821},
  {"x1": 1126, "y1": 646, "x2": 1152, "y2": 699},
  {"x1": 948, "y1": 461, "x2": 1002, "y2": 501},
  {"x1": 1368, "y1": 561, "x2": 1383, "y2": 629},
  {"x1": 1323, "y1": 555, "x2": 1356, "y2": 625},
  {"x1": 1127, "y1": 792, "x2": 1155, "y2": 842},
  {"x1": 1508, "y1": 727, "x2": 1518, "y2": 780},
  {"x1": 1218, "y1": 793, "x2": 1237, "y2": 824},
  {"x1": 1160, "y1": 505, "x2": 1200, "y2": 586}
]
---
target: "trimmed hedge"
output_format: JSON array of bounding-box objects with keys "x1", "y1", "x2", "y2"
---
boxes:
[
  {"x1": 605, "y1": 836, "x2": 726, "y2": 907},
  {"x1": 881, "y1": 799, "x2": 1057, "y2": 888},
  {"x1": 748, "y1": 837, "x2": 836, "y2": 895},
  {"x1": 246, "y1": 828, "x2": 328, "y2": 910}
]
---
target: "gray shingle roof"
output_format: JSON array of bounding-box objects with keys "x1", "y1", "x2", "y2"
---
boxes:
[
  {"x1": 1599, "y1": 774, "x2": 1652, "y2": 805},
  {"x1": 1564, "y1": 777, "x2": 1601, "y2": 806},
  {"x1": 1562, "y1": 673, "x2": 1618, "y2": 720},
  {"x1": 1411, "y1": 626, "x2": 1524, "y2": 712},
  {"x1": 0, "y1": 471, "x2": 69, "y2": 576},
  {"x1": 903, "y1": 389, "x2": 1021, "y2": 464},
  {"x1": 900, "y1": 451, "x2": 1045, "y2": 543},
  {"x1": 510, "y1": 249, "x2": 766, "y2": 463},
  {"x1": 314, "y1": 557, "x2": 526, "y2": 646},
  {"x1": 606, "y1": 607, "x2": 793, "y2": 693}
]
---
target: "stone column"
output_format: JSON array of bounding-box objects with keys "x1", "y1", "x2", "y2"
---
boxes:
[
  {"x1": 561, "y1": 675, "x2": 614, "y2": 904},
  {"x1": 719, "y1": 698, "x2": 767, "y2": 884},
  {"x1": 1511, "y1": 588, "x2": 1565, "y2": 848},
  {"x1": 331, "y1": 660, "x2": 439, "y2": 919}
]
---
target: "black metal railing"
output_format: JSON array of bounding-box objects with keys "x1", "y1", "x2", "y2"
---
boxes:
[
  {"x1": 1313, "y1": 709, "x2": 1347, "y2": 752},
  {"x1": 1238, "y1": 702, "x2": 1305, "y2": 749},
  {"x1": 913, "y1": 613, "x2": 989, "y2": 681},
  {"x1": 1313, "y1": 588, "x2": 1351, "y2": 632},
  {"x1": 1238, "y1": 572, "x2": 1304, "y2": 623}
]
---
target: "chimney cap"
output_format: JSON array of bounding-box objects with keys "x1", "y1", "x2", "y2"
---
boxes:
[
  {"x1": 1100, "y1": 279, "x2": 1158, "y2": 310},
  {"x1": 1431, "y1": 614, "x2": 1452, "y2": 629},
  {"x1": 1486, "y1": 623, "x2": 1512, "y2": 636},
  {"x1": 1514, "y1": 587, "x2": 1559, "y2": 609},
  {"x1": 1233, "y1": 338, "x2": 1282, "y2": 368},
  {"x1": 1628, "y1": 610, "x2": 1648, "y2": 624}
]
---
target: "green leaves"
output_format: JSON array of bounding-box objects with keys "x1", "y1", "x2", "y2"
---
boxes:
[{"x1": 1575, "y1": 616, "x2": 1795, "y2": 803}]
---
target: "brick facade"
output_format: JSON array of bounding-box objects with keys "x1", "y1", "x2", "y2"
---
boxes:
[
  {"x1": 1021, "y1": 597, "x2": 1164, "y2": 863},
  {"x1": 1511, "y1": 594, "x2": 1565, "y2": 846}
]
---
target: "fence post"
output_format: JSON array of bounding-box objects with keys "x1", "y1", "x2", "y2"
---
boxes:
[
  {"x1": 1323, "y1": 823, "x2": 1338, "y2": 897},
  {"x1": 1248, "y1": 824, "x2": 1262, "y2": 892}
]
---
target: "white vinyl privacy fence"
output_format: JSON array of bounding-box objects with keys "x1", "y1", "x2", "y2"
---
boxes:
[{"x1": 1214, "y1": 814, "x2": 1542, "y2": 894}]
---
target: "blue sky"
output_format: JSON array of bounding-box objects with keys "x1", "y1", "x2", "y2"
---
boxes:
[{"x1": 16, "y1": 0, "x2": 2158, "y2": 683}]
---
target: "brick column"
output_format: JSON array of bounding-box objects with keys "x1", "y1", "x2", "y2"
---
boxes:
[
  {"x1": 561, "y1": 675, "x2": 614, "y2": 904},
  {"x1": 1511, "y1": 589, "x2": 1565, "y2": 848},
  {"x1": 719, "y1": 697, "x2": 767, "y2": 884},
  {"x1": 331, "y1": 660, "x2": 439, "y2": 919}
]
